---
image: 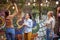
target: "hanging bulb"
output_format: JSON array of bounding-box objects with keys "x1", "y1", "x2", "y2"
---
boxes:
[
  {"x1": 12, "y1": 6, "x2": 15, "y2": 9},
  {"x1": 56, "y1": 1, "x2": 59, "y2": 5}
]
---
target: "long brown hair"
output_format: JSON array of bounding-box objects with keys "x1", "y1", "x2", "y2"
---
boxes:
[{"x1": 5, "y1": 10, "x2": 9, "y2": 18}]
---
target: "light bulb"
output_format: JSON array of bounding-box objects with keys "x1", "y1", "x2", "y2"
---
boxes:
[
  {"x1": 28, "y1": 2, "x2": 30, "y2": 5},
  {"x1": 12, "y1": 6, "x2": 15, "y2": 9},
  {"x1": 56, "y1": 1, "x2": 59, "y2": 5},
  {"x1": 40, "y1": 3, "x2": 43, "y2": 6}
]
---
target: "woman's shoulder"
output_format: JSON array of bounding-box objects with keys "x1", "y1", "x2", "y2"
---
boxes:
[
  {"x1": 50, "y1": 17, "x2": 55, "y2": 22},
  {"x1": 29, "y1": 19, "x2": 33, "y2": 21}
]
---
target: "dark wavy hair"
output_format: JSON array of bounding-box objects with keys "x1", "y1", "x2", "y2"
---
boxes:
[
  {"x1": 29, "y1": 13, "x2": 32, "y2": 19},
  {"x1": 5, "y1": 10, "x2": 9, "y2": 18},
  {"x1": 25, "y1": 13, "x2": 32, "y2": 19}
]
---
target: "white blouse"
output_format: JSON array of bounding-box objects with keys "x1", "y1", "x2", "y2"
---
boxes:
[{"x1": 45, "y1": 17, "x2": 55, "y2": 29}]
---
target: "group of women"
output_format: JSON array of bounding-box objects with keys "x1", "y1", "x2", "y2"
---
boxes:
[
  {"x1": 5, "y1": 3, "x2": 33, "y2": 40},
  {"x1": 1, "y1": 3, "x2": 56, "y2": 40}
]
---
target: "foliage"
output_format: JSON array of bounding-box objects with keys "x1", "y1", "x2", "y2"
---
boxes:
[
  {"x1": 41, "y1": 6, "x2": 56, "y2": 15},
  {"x1": 32, "y1": 23, "x2": 40, "y2": 33}
]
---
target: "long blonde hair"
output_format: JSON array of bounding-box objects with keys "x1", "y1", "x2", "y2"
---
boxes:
[{"x1": 47, "y1": 11, "x2": 54, "y2": 17}]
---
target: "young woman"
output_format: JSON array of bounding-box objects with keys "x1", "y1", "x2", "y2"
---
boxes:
[
  {"x1": 24, "y1": 13, "x2": 33, "y2": 40},
  {"x1": 5, "y1": 3, "x2": 18, "y2": 40},
  {"x1": 16, "y1": 10, "x2": 24, "y2": 40},
  {"x1": 45, "y1": 11, "x2": 55, "y2": 40}
]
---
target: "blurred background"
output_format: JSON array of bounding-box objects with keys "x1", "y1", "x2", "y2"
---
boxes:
[{"x1": 0, "y1": 0, "x2": 60, "y2": 40}]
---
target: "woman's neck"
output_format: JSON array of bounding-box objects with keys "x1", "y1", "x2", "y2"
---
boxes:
[
  {"x1": 48, "y1": 16, "x2": 51, "y2": 20},
  {"x1": 26, "y1": 18, "x2": 29, "y2": 20}
]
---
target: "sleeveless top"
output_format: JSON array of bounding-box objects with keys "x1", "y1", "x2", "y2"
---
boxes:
[{"x1": 5, "y1": 17, "x2": 13, "y2": 28}]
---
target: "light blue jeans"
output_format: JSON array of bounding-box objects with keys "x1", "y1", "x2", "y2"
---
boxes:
[
  {"x1": 46, "y1": 28, "x2": 54, "y2": 40},
  {"x1": 6, "y1": 28, "x2": 15, "y2": 40}
]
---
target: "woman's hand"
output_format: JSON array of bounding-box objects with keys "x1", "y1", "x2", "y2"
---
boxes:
[
  {"x1": 14, "y1": 3, "x2": 17, "y2": 7},
  {"x1": 23, "y1": 23, "x2": 26, "y2": 26},
  {"x1": 14, "y1": 3, "x2": 18, "y2": 13}
]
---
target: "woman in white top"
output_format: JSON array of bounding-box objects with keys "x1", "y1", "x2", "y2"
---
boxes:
[{"x1": 45, "y1": 11, "x2": 55, "y2": 40}]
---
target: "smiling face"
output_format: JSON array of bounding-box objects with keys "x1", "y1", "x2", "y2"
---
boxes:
[
  {"x1": 25, "y1": 13, "x2": 30, "y2": 19},
  {"x1": 47, "y1": 11, "x2": 53, "y2": 18}
]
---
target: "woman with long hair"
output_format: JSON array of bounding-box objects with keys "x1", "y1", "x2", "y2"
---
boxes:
[
  {"x1": 45, "y1": 11, "x2": 55, "y2": 40},
  {"x1": 5, "y1": 3, "x2": 18, "y2": 40},
  {"x1": 16, "y1": 9, "x2": 24, "y2": 40},
  {"x1": 24, "y1": 13, "x2": 33, "y2": 40}
]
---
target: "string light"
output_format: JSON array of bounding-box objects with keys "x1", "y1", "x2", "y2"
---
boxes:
[
  {"x1": 40, "y1": 3, "x2": 43, "y2": 6},
  {"x1": 56, "y1": 1, "x2": 59, "y2": 4},
  {"x1": 34, "y1": 0, "x2": 36, "y2": 2},
  {"x1": 12, "y1": 6, "x2": 15, "y2": 9},
  {"x1": 46, "y1": 0, "x2": 48, "y2": 3},
  {"x1": 33, "y1": 3, "x2": 35, "y2": 6},
  {"x1": 28, "y1": 2, "x2": 30, "y2": 5}
]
